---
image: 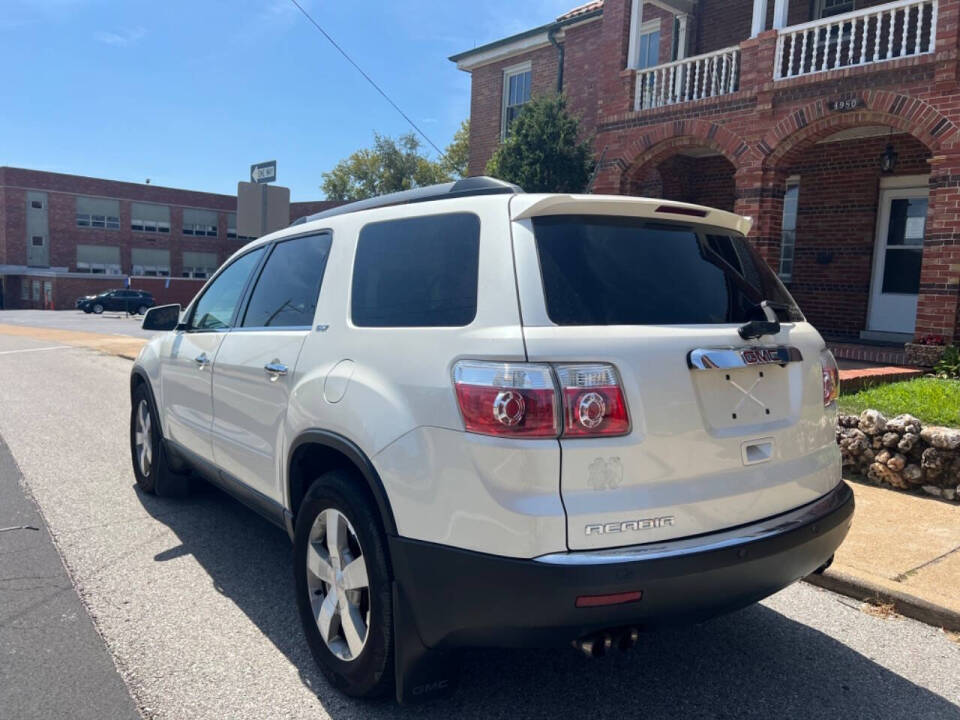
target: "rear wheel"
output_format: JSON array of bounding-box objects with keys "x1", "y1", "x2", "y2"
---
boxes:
[
  {"x1": 294, "y1": 471, "x2": 393, "y2": 698},
  {"x1": 137, "y1": 305, "x2": 148, "y2": 315},
  {"x1": 130, "y1": 384, "x2": 189, "y2": 496}
]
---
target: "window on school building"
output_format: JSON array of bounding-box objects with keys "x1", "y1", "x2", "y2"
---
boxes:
[
  {"x1": 76, "y1": 244, "x2": 122, "y2": 275},
  {"x1": 182, "y1": 251, "x2": 219, "y2": 279},
  {"x1": 76, "y1": 197, "x2": 121, "y2": 229},
  {"x1": 132, "y1": 248, "x2": 171, "y2": 276},
  {"x1": 131, "y1": 203, "x2": 171, "y2": 233},
  {"x1": 182, "y1": 208, "x2": 219, "y2": 237}
]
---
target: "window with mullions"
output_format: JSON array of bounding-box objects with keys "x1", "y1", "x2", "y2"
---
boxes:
[
  {"x1": 131, "y1": 202, "x2": 171, "y2": 234},
  {"x1": 779, "y1": 179, "x2": 800, "y2": 283},
  {"x1": 77, "y1": 197, "x2": 121, "y2": 229},
  {"x1": 501, "y1": 65, "x2": 531, "y2": 139}
]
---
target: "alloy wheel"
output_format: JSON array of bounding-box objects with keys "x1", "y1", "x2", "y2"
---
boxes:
[
  {"x1": 134, "y1": 399, "x2": 153, "y2": 477},
  {"x1": 306, "y1": 508, "x2": 370, "y2": 662}
]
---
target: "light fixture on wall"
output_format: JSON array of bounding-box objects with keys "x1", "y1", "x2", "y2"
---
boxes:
[{"x1": 880, "y1": 130, "x2": 898, "y2": 174}]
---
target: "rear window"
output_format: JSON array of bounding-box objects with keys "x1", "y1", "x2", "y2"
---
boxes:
[
  {"x1": 533, "y1": 215, "x2": 803, "y2": 326},
  {"x1": 352, "y1": 213, "x2": 480, "y2": 327}
]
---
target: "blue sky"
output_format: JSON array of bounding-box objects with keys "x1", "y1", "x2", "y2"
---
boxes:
[{"x1": 0, "y1": 0, "x2": 578, "y2": 201}]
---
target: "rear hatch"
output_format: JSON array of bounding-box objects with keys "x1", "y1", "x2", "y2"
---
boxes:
[{"x1": 510, "y1": 196, "x2": 839, "y2": 551}]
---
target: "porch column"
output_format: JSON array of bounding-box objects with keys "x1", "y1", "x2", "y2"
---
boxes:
[
  {"x1": 735, "y1": 167, "x2": 785, "y2": 268},
  {"x1": 751, "y1": 0, "x2": 768, "y2": 37},
  {"x1": 915, "y1": 154, "x2": 960, "y2": 342},
  {"x1": 772, "y1": 0, "x2": 789, "y2": 30}
]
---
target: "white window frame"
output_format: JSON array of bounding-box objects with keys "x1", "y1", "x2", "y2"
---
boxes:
[
  {"x1": 778, "y1": 176, "x2": 800, "y2": 283},
  {"x1": 815, "y1": 0, "x2": 855, "y2": 19},
  {"x1": 501, "y1": 61, "x2": 532, "y2": 140},
  {"x1": 634, "y1": 19, "x2": 663, "y2": 69}
]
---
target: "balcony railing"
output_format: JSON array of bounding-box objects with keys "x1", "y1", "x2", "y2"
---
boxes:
[
  {"x1": 774, "y1": 0, "x2": 937, "y2": 80},
  {"x1": 635, "y1": 46, "x2": 740, "y2": 111}
]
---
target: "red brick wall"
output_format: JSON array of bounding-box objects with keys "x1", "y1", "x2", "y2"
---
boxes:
[
  {"x1": 8, "y1": 275, "x2": 207, "y2": 311},
  {"x1": 783, "y1": 133, "x2": 931, "y2": 338},
  {"x1": 563, "y1": 18, "x2": 605, "y2": 140},
  {"x1": 629, "y1": 153, "x2": 737, "y2": 211},
  {"x1": 467, "y1": 45, "x2": 561, "y2": 176}
]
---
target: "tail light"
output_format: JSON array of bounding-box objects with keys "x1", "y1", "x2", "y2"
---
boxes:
[
  {"x1": 453, "y1": 361, "x2": 558, "y2": 437},
  {"x1": 555, "y1": 364, "x2": 630, "y2": 437},
  {"x1": 820, "y1": 349, "x2": 839, "y2": 406},
  {"x1": 452, "y1": 361, "x2": 629, "y2": 438}
]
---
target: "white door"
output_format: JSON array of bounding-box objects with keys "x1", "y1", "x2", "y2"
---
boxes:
[
  {"x1": 211, "y1": 233, "x2": 331, "y2": 501},
  {"x1": 160, "y1": 246, "x2": 267, "y2": 460},
  {"x1": 868, "y1": 186, "x2": 928, "y2": 335}
]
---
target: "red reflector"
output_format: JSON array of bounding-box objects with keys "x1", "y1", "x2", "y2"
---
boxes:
[
  {"x1": 575, "y1": 591, "x2": 643, "y2": 608},
  {"x1": 655, "y1": 204, "x2": 708, "y2": 217}
]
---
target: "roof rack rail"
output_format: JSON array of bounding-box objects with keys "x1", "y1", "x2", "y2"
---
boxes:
[{"x1": 291, "y1": 176, "x2": 523, "y2": 225}]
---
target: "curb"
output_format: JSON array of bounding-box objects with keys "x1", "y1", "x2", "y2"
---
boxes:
[{"x1": 804, "y1": 564, "x2": 960, "y2": 632}]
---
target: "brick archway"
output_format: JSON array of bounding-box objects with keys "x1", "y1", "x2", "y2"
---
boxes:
[
  {"x1": 760, "y1": 95, "x2": 956, "y2": 171},
  {"x1": 618, "y1": 120, "x2": 756, "y2": 187}
]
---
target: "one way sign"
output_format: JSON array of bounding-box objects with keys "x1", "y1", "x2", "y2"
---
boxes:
[{"x1": 250, "y1": 160, "x2": 277, "y2": 184}]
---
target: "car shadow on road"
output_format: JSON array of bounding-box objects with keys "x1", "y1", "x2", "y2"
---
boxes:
[{"x1": 137, "y1": 481, "x2": 957, "y2": 719}]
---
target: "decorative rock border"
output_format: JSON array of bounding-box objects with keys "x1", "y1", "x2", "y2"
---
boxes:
[
  {"x1": 838, "y1": 410, "x2": 960, "y2": 502},
  {"x1": 904, "y1": 343, "x2": 948, "y2": 368}
]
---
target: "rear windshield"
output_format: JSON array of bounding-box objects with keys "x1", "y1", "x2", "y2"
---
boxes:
[{"x1": 533, "y1": 215, "x2": 803, "y2": 326}]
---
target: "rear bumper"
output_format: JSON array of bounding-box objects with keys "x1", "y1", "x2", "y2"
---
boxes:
[{"x1": 388, "y1": 481, "x2": 853, "y2": 649}]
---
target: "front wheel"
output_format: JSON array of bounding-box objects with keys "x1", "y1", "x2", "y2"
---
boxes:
[
  {"x1": 294, "y1": 471, "x2": 394, "y2": 698},
  {"x1": 92, "y1": 303, "x2": 104, "y2": 314},
  {"x1": 136, "y1": 305, "x2": 148, "y2": 315},
  {"x1": 130, "y1": 384, "x2": 189, "y2": 497}
]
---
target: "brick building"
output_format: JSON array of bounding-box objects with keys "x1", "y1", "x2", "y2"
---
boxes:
[
  {"x1": 452, "y1": 0, "x2": 960, "y2": 352},
  {"x1": 0, "y1": 167, "x2": 338, "y2": 310}
]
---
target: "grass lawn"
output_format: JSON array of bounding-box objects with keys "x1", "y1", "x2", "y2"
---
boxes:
[{"x1": 839, "y1": 377, "x2": 960, "y2": 427}]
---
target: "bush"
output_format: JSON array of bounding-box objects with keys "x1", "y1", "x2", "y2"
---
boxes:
[
  {"x1": 486, "y1": 94, "x2": 594, "y2": 193},
  {"x1": 934, "y1": 346, "x2": 960, "y2": 379}
]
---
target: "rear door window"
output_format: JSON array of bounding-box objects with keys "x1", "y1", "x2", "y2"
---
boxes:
[
  {"x1": 242, "y1": 233, "x2": 332, "y2": 328},
  {"x1": 533, "y1": 214, "x2": 802, "y2": 326},
  {"x1": 351, "y1": 213, "x2": 480, "y2": 327}
]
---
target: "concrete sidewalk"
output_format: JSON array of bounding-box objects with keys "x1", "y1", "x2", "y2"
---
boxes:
[{"x1": 807, "y1": 481, "x2": 960, "y2": 631}]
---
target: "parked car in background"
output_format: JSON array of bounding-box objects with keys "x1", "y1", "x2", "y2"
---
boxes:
[{"x1": 79, "y1": 289, "x2": 155, "y2": 315}]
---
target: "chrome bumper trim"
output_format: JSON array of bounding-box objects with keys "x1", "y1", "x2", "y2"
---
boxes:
[
  {"x1": 687, "y1": 345, "x2": 803, "y2": 370},
  {"x1": 534, "y1": 482, "x2": 851, "y2": 566}
]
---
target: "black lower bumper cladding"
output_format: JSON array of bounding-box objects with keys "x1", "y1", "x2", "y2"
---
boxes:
[{"x1": 390, "y1": 482, "x2": 854, "y2": 703}]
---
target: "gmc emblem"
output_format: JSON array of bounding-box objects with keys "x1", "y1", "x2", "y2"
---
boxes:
[{"x1": 741, "y1": 348, "x2": 780, "y2": 365}]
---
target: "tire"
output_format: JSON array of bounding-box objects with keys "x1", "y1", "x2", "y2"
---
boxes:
[
  {"x1": 130, "y1": 383, "x2": 190, "y2": 497},
  {"x1": 137, "y1": 305, "x2": 148, "y2": 315},
  {"x1": 92, "y1": 303, "x2": 104, "y2": 314},
  {"x1": 294, "y1": 470, "x2": 394, "y2": 699}
]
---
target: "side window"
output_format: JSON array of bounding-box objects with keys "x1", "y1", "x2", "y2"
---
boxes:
[
  {"x1": 242, "y1": 234, "x2": 332, "y2": 328},
  {"x1": 188, "y1": 247, "x2": 265, "y2": 331},
  {"x1": 352, "y1": 213, "x2": 480, "y2": 327}
]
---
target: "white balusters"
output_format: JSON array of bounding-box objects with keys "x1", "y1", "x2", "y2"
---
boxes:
[
  {"x1": 634, "y1": 46, "x2": 740, "y2": 110},
  {"x1": 775, "y1": 0, "x2": 936, "y2": 80}
]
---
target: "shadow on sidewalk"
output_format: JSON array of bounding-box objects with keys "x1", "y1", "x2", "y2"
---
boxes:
[{"x1": 136, "y1": 480, "x2": 957, "y2": 719}]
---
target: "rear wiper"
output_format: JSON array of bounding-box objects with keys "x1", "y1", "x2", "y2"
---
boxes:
[{"x1": 738, "y1": 301, "x2": 781, "y2": 340}]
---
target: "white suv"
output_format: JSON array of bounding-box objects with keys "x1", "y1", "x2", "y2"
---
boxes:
[{"x1": 131, "y1": 177, "x2": 853, "y2": 703}]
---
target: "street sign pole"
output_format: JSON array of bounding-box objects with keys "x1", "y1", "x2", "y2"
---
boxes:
[
  {"x1": 260, "y1": 183, "x2": 268, "y2": 237},
  {"x1": 238, "y1": 161, "x2": 288, "y2": 239}
]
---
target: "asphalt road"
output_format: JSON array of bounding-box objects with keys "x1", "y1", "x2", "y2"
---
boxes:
[
  {"x1": 0, "y1": 309, "x2": 161, "y2": 339},
  {"x1": 0, "y1": 331, "x2": 957, "y2": 719}
]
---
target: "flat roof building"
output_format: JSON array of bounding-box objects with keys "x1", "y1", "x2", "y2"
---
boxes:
[{"x1": 0, "y1": 167, "x2": 338, "y2": 310}]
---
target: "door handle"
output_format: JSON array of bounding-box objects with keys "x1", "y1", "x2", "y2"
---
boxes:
[
  {"x1": 194, "y1": 352, "x2": 210, "y2": 370},
  {"x1": 264, "y1": 360, "x2": 288, "y2": 381}
]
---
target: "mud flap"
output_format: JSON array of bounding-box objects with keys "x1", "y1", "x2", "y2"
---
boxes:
[{"x1": 393, "y1": 581, "x2": 461, "y2": 704}]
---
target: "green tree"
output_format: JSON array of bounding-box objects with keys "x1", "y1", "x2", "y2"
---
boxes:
[
  {"x1": 441, "y1": 119, "x2": 470, "y2": 178},
  {"x1": 321, "y1": 133, "x2": 451, "y2": 201},
  {"x1": 486, "y1": 94, "x2": 594, "y2": 193}
]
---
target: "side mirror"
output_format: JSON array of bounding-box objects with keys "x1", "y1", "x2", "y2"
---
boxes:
[{"x1": 142, "y1": 304, "x2": 182, "y2": 331}]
